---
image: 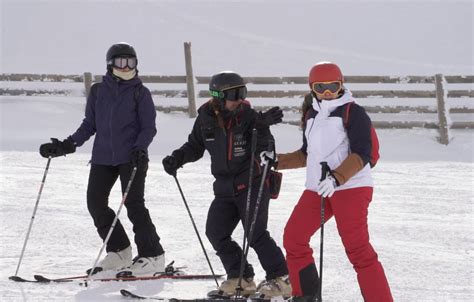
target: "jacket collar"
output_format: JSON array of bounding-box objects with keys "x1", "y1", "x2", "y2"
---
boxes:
[
  {"x1": 102, "y1": 71, "x2": 142, "y2": 88},
  {"x1": 312, "y1": 89, "x2": 355, "y2": 117}
]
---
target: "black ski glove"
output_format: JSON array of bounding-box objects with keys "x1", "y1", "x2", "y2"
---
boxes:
[
  {"x1": 39, "y1": 137, "x2": 76, "y2": 158},
  {"x1": 256, "y1": 106, "x2": 283, "y2": 127},
  {"x1": 130, "y1": 149, "x2": 149, "y2": 169},
  {"x1": 162, "y1": 150, "x2": 185, "y2": 176}
]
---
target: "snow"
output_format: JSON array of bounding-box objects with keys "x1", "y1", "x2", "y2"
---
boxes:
[
  {"x1": 1, "y1": 0, "x2": 473, "y2": 301},
  {"x1": 0, "y1": 147, "x2": 473, "y2": 301}
]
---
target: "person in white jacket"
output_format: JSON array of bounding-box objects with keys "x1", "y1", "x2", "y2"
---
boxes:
[{"x1": 277, "y1": 62, "x2": 393, "y2": 301}]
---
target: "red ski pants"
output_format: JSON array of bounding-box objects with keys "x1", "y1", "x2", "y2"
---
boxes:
[{"x1": 283, "y1": 188, "x2": 393, "y2": 301}]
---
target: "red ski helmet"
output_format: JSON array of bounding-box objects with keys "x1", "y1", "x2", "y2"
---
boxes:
[{"x1": 308, "y1": 62, "x2": 343, "y2": 86}]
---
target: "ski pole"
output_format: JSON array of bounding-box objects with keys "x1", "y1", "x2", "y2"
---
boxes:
[
  {"x1": 173, "y1": 175, "x2": 220, "y2": 288},
  {"x1": 85, "y1": 166, "x2": 138, "y2": 286},
  {"x1": 318, "y1": 161, "x2": 330, "y2": 302},
  {"x1": 236, "y1": 128, "x2": 258, "y2": 296},
  {"x1": 10, "y1": 157, "x2": 52, "y2": 279},
  {"x1": 236, "y1": 140, "x2": 274, "y2": 297}
]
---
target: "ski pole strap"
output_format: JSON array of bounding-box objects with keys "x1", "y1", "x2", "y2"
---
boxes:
[{"x1": 320, "y1": 161, "x2": 330, "y2": 181}]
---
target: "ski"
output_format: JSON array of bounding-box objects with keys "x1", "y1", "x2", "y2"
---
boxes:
[
  {"x1": 207, "y1": 290, "x2": 286, "y2": 301},
  {"x1": 11, "y1": 272, "x2": 223, "y2": 284},
  {"x1": 9, "y1": 261, "x2": 192, "y2": 284},
  {"x1": 120, "y1": 289, "x2": 274, "y2": 301},
  {"x1": 8, "y1": 275, "x2": 39, "y2": 283},
  {"x1": 120, "y1": 289, "x2": 165, "y2": 300},
  {"x1": 33, "y1": 265, "x2": 185, "y2": 283},
  {"x1": 10, "y1": 274, "x2": 84, "y2": 283},
  {"x1": 86, "y1": 273, "x2": 223, "y2": 283},
  {"x1": 34, "y1": 274, "x2": 88, "y2": 283},
  {"x1": 41, "y1": 273, "x2": 221, "y2": 283}
]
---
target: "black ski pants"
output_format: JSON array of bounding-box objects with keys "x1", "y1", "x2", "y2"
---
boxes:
[
  {"x1": 205, "y1": 179, "x2": 288, "y2": 280},
  {"x1": 86, "y1": 163, "x2": 164, "y2": 257}
]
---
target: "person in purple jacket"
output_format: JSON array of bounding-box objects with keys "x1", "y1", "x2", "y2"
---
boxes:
[{"x1": 39, "y1": 42, "x2": 165, "y2": 277}]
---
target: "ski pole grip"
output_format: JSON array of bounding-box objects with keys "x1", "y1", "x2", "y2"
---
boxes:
[{"x1": 320, "y1": 161, "x2": 330, "y2": 181}]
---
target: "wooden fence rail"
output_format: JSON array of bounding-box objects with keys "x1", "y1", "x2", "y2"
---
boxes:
[
  {"x1": 2, "y1": 42, "x2": 472, "y2": 145},
  {"x1": 1, "y1": 72, "x2": 473, "y2": 142},
  {"x1": 1, "y1": 73, "x2": 472, "y2": 101}
]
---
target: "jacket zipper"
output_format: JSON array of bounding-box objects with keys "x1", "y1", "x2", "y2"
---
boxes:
[
  {"x1": 227, "y1": 119, "x2": 233, "y2": 161},
  {"x1": 109, "y1": 87, "x2": 117, "y2": 163}
]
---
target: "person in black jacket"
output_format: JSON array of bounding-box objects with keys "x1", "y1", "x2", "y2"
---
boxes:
[
  {"x1": 39, "y1": 42, "x2": 165, "y2": 278},
  {"x1": 162, "y1": 71, "x2": 291, "y2": 298}
]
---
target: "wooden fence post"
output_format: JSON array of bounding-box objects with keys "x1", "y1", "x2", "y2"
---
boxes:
[
  {"x1": 434, "y1": 73, "x2": 450, "y2": 145},
  {"x1": 83, "y1": 72, "x2": 93, "y2": 97},
  {"x1": 184, "y1": 42, "x2": 197, "y2": 118}
]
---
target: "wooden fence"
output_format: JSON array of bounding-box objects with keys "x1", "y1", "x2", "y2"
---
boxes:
[{"x1": 1, "y1": 44, "x2": 473, "y2": 144}]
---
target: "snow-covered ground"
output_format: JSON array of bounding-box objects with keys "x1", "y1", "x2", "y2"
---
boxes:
[
  {"x1": 1, "y1": 0, "x2": 473, "y2": 301},
  {"x1": 0, "y1": 106, "x2": 473, "y2": 301}
]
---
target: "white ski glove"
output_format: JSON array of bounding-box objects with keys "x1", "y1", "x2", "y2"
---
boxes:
[
  {"x1": 317, "y1": 174, "x2": 338, "y2": 198},
  {"x1": 260, "y1": 150, "x2": 276, "y2": 166}
]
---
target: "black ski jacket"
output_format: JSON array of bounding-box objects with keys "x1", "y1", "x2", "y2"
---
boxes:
[{"x1": 176, "y1": 100, "x2": 274, "y2": 197}]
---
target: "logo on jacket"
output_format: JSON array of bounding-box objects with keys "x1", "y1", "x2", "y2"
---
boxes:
[{"x1": 233, "y1": 133, "x2": 246, "y2": 157}]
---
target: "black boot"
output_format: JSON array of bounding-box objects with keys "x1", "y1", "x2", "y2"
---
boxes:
[{"x1": 299, "y1": 263, "x2": 320, "y2": 296}]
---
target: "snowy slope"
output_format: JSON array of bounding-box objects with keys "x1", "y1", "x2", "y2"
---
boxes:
[
  {"x1": 0, "y1": 104, "x2": 473, "y2": 301},
  {"x1": 0, "y1": 150, "x2": 473, "y2": 301}
]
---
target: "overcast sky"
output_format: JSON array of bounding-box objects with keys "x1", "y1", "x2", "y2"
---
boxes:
[{"x1": 2, "y1": 0, "x2": 473, "y2": 76}]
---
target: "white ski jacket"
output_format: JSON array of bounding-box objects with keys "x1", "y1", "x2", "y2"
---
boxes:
[{"x1": 304, "y1": 90, "x2": 373, "y2": 192}]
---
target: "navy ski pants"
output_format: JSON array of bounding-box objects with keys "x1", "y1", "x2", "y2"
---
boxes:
[
  {"x1": 205, "y1": 179, "x2": 288, "y2": 280},
  {"x1": 86, "y1": 163, "x2": 164, "y2": 257}
]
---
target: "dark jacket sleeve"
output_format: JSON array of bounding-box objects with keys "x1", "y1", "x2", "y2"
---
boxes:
[
  {"x1": 253, "y1": 110, "x2": 275, "y2": 161},
  {"x1": 300, "y1": 106, "x2": 317, "y2": 156},
  {"x1": 331, "y1": 104, "x2": 372, "y2": 185},
  {"x1": 70, "y1": 84, "x2": 97, "y2": 146},
  {"x1": 346, "y1": 104, "x2": 372, "y2": 166},
  {"x1": 301, "y1": 125, "x2": 308, "y2": 155},
  {"x1": 255, "y1": 126, "x2": 274, "y2": 158},
  {"x1": 178, "y1": 115, "x2": 206, "y2": 164},
  {"x1": 133, "y1": 87, "x2": 157, "y2": 150}
]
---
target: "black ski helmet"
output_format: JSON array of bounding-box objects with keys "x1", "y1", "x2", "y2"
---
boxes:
[
  {"x1": 209, "y1": 71, "x2": 247, "y2": 101},
  {"x1": 106, "y1": 42, "x2": 137, "y2": 67}
]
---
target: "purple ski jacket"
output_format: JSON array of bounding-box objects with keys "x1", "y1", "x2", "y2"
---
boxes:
[{"x1": 70, "y1": 72, "x2": 157, "y2": 165}]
